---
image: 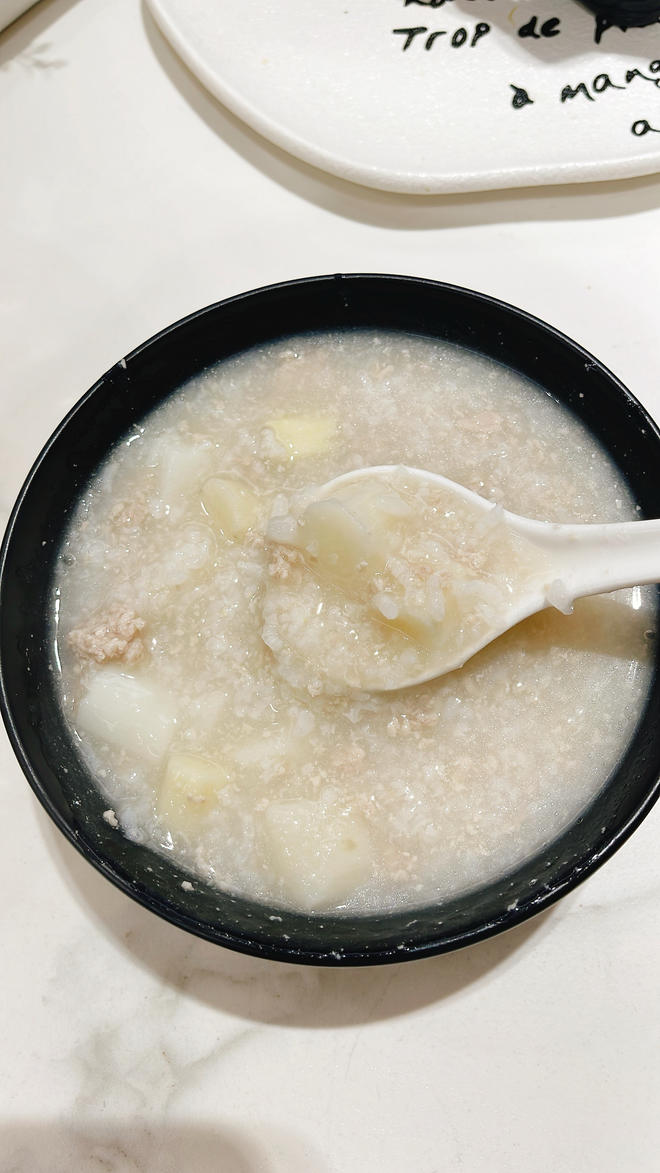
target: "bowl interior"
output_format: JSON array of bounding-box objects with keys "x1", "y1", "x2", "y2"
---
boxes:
[{"x1": 2, "y1": 274, "x2": 660, "y2": 965}]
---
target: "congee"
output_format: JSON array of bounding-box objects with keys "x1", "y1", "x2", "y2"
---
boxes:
[{"x1": 53, "y1": 331, "x2": 654, "y2": 913}]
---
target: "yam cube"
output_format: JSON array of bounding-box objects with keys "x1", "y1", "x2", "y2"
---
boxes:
[
  {"x1": 263, "y1": 800, "x2": 373, "y2": 910},
  {"x1": 158, "y1": 752, "x2": 230, "y2": 834},
  {"x1": 295, "y1": 483, "x2": 412, "y2": 587},
  {"x1": 298, "y1": 498, "x2": 373, "y2": 582},
  {"x1": 201, "y1": 476, "x2": 260, "y2": 539},
  {"x1": 75, "y1": 670, "x2": 175, "y2": 761},
  {"x1": 266, "y1": 415, "x2": 336, "y2": 457}
]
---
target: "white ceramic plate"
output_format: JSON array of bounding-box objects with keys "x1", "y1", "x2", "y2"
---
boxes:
[{"x1": 147, "y1": 0, "x2": 660, "y2": 193}]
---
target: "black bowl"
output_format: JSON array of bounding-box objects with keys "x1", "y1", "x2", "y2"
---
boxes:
[{"x1": 2, "y1": 274, "x2": 660, "y2": 966}]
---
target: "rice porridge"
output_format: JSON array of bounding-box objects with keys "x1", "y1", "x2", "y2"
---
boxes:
[{"x1": 53, "y1": 331, "x2": 654, "y2": 913}]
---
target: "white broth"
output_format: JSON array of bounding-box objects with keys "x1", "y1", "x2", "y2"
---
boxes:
[{"x1": 53, "y1": 331, "x2": 654, "y2": 913}]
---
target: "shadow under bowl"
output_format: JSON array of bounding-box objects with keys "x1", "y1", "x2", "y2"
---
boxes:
[{"x1": 2, "y1": 273, "x2": 660, "y2": 965}]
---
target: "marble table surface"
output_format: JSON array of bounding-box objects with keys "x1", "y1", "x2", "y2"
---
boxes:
[{"x1": 2, "y1": 2, "x2": 660, "y2": 1170}]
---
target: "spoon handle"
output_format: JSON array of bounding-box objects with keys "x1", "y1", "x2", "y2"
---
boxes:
[{"x1": 510, "y1": 514, "x2": 660, "y2": 600}]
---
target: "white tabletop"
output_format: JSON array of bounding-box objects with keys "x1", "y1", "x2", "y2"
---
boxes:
[{"x1": 2, "y1": 3, "x2": 660, "y2": 1171}]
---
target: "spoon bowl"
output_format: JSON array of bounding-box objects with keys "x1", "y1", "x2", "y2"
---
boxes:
[{"x1": 265, "y1": 464, "x2": 660, "y2": 690}]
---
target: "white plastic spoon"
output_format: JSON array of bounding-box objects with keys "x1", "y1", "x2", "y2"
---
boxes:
[{"x1": 264, "y1": 465, "x2": 660, "y2": 692}]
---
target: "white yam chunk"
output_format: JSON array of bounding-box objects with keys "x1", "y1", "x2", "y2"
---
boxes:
[
  {"x1": 157, "y1": 438, "x2": 213, "y2": 503},
  {"x1": 263, "y1": 801, "x2": 373, "y2": 910},
  {"x1": 293, "y1": 483, "x2": 412, "y2": 585},
  {"x1": 299, "y1": 498, "x2": 371, "y2": 579},
  {"x1": 266, "y1": 415, "x2": 336, "y2": 457},
  {"x1": 201, "y1": 476, "x2": 260, "y2": 539},
  {"x1": 75, "y1": 670, "x2": 175, "y2": 761},
  {"x1": 158, "y1": 752, "x2": 229, "y2": 834}
]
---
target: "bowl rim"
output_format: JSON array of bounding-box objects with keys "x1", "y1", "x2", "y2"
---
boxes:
[{"x1": 2, "y1": 271, "x2": 660, "y2": 966}]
